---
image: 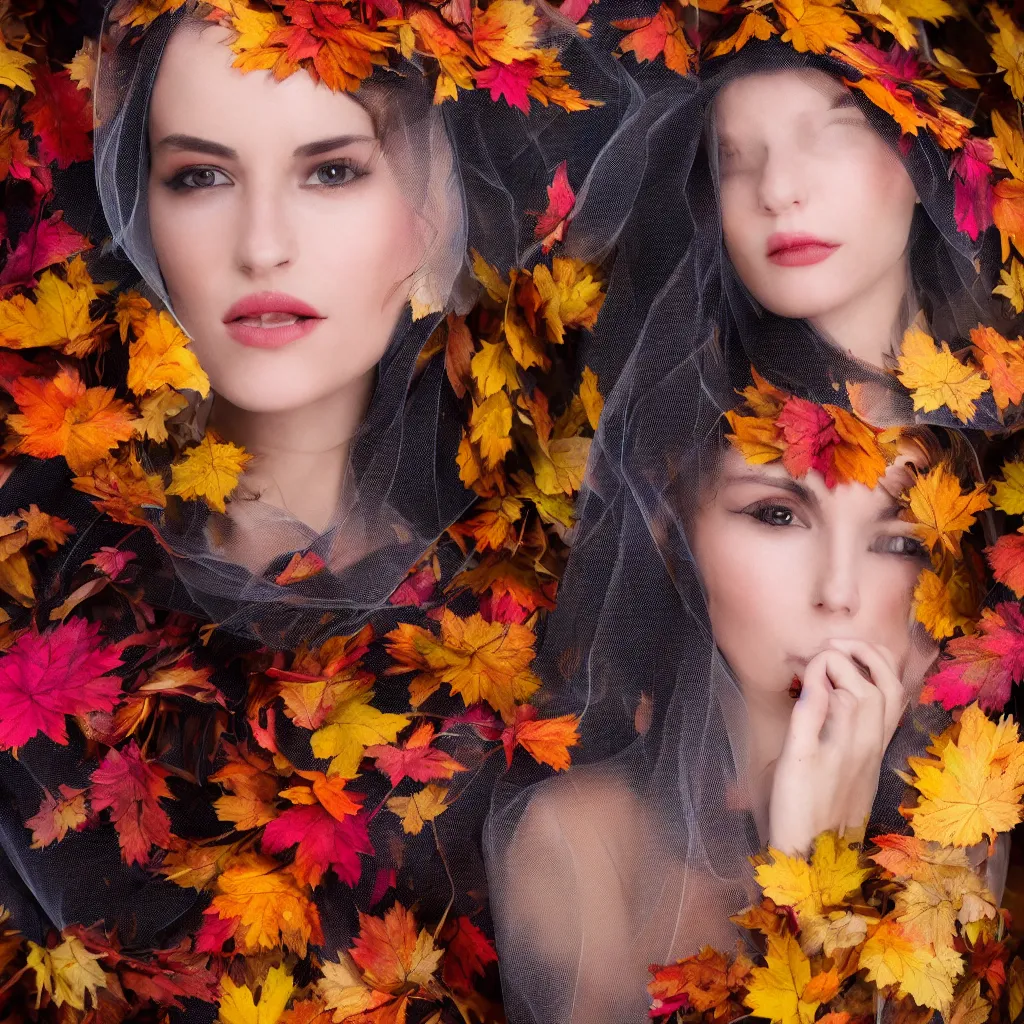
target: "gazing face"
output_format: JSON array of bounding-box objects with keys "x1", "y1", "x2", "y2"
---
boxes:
[
  {"x1": 714, "y1": 69, "x2": 918, "y2": 326},
  {"x1": 147, "y1": 23, "x2": 428, "y2": 414},
  {"x1": 690, "y1": 446, "x2": 933, "y2": 698}
]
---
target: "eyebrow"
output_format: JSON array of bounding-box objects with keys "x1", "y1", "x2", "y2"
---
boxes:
[
  {"x1": 722, "y1": 472, "x2": 816, "y2": 503},
  {"x1": 153, "y1": 133, "x2": 377, "y2": 160}
]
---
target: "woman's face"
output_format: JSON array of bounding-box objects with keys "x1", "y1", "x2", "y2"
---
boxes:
[
  {"x1": 691, "y1": 446, "x2": 933, "y2": 698},
  {"x1": 147, "y1": 23, "x2": 426, "y2": 414},
  {"x1": 714, "y1": 69, "x2": 918, "y2": 326}
]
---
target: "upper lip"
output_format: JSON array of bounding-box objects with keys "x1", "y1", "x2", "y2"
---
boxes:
[
  {"x1": 766, "y1": 233, "x2": 839, "y2": 257},
  {"x1": 223, "y1": 291, "x2": 324, "y2": 323}
]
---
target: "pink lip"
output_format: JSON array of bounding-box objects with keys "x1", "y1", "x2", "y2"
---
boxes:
[
  {"x1": 223, "y1": 291, "x2": 325, "y2": 350},
  {"x1": 766, "y1": 233, "x2": 840, "y2": 267}
]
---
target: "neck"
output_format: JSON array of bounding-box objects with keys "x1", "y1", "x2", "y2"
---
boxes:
[
  {"x1": 209, "y1": 371, "x2": 376, "y2": 534},
  {"x1": 742, "y1": 686, "x2": 799, "y2": 841},
  {"x1": 810, "y1": 256, "x2": 915, "y2": 369}
]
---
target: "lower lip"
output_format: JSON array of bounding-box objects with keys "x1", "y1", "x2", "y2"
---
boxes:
[
  {"x1": 768, "y1": 243, "x2": 839, "y2": 267},
  {"x1": 225, "y1": 317, "x2": 323, "y2": 349}
]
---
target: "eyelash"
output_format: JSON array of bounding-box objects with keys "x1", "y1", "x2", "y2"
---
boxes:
[
  {"x1": 742, "y1": 502, "x2": 929, "y2": 560},
  {"x1": 162, "y1": 159, "x2": 367, "y2": 192}
]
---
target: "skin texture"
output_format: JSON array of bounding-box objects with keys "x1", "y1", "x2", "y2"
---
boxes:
[
  {"x1": 147, "y1": 23, "x2": 435, "y2": 531},
  {"x1": 690, "y1": 446, "x2": 938, "y2": 853},
  {"x1": 715, "y1": 69, "x2": 919, "y2": 367}
]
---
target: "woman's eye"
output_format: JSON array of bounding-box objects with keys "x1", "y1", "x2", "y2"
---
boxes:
[
  {"x1": 167, "y1": 167, "x2": 230, "y2": 190},
  {"x1": 748, "y1": 503, "x2": 796, "y2": 527},
  {"x1": 306, "y1": 161, "x2": 360, "y2": 187},
  {"x1": 876, "y1": 534, "x2": 927, "y2": 559}
]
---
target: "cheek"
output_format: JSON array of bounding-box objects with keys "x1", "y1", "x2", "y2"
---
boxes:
[
  {"x1": 833, "y1": 148, "x2": 916, "y2": 257},
  {"x1": 720, "y1": 185, "x2": 760, "y2": 263},
  {"x1": 862, "y1": 560, "x2": 919, "y2": 650}
]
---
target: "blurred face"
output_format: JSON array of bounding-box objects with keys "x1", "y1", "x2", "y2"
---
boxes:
[
  {"x1": 691, "y1": 447, "x2": 933, "y2": 698},
  {"x1": 714, "y1": 69, "x2": 918, "y2": 325},
  {"x1": 147, "y1": 23, "x2": 427, "y2": 414}
]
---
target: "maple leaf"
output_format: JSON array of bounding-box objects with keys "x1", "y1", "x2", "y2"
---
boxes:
[
  {"x1": 905, "y1": 462, "x2": 990, "y2": 559},
  {"x1": 500, "y1": 704, "x2": 579, "y2": 770},
  {"x1": 89, "y1": 740, "x2": 173, "y2": 866},
  {"x1": 26, "y1": 784, "x2": 88, "y2": 848},
  {"x1": 531, "y1": 161, "x2": 576, "y2": 253},
  {"x1": 365, "y1": 722, "x2": 465, "y2": 786},
  {"x1": 262, "y1": 803, "x2": 373, "y2": 888},
  {"x1": 6, "y1": 367, "x2": 134, "y2": 475},
  {"x1": 744, "y1": 933, "x2": 819, "y2": 1024},
  {"x1": 212, "y1": 743, "x2": 280, "y2": 830},
  {"x1": 168, "y1": 435, "x2": 252, "y2": 513},
  {"x1": 384, "y1": 609, "x2": 539, "y2": 721},
  {"x1": 993, "y1": 460, "x2": 1024, "y2": 515},
  {"x1": 896, "y1": 325, "x2": 990, "y2": 422},
  {"x1": 128, "y1": 309, "x2": 210, "y2": 397},
  {"x1": 995, "y1": 259, "x2": 1024, "y2": 313},
  {"x1": 952, "y1": 139, "x2": 995, "y2": 241},
  {"x1": 280, "y1": 769, "x2": 363, "y2": 820},
  {"x1": 914, "y1": 562, "x2": 977, "y2": 640},
  {"x1": 859, "y1": 919, "x2": 963, "y2": 1011},
  {"x1": 275, "y1": 551, "x2": 326, "y2": 585},
  {"x1": 387, "y1": 783, "x2": 449, "y2": 834},
  {"x1": 0, "y1": 619, "x2": 123, "y2": 750},
  {"x1": 24, "y1": 68, "x2": 93, "y2": 168},
  {"x1": 775, "y1": 0, "x2": 858, "y2": 54},
  {"x1": 649, "y1": 946, "x2": 753, "y2": 1018},
  {"x1": 26, "y1": 935, "x2": 107, "y2": 1011},
  {"x1": 987, "y1": 533, "x2": 1024, "y2": 596},
  {"x1": 614, "y1": 5, "x2": 692, "y2": 74},
  {"x1": 989, "y1": 5, "x2": 1024, "y2": 103},
  {"x1": 318, "y1": 954, "x2": 396, "y2": 1020},
  {"x1": 993, "y1": 179, "x2": 1024, "y2": 262},
  {"x1": 219, "y1": 964, "x2": 296, "y2": 1024},
  {"x1": 469, "y1": 391, "x2": 514, "y2": 470},
  {"x1": 441, "y1": 916, "x2": 498, "y2": 994},
  {"x1": 972, "y1": 325, "x2": 1024, "y2": 411},
  {"x1": 901, "y1": 703, "x2": 1024, "y2": 847},
  {"x1": 579, "y1": 366, "x2": 604, "y2": 431},
  {"x1": 755, "y1": 832, "x2": 869, "y2": 926},
  {"x1": 0, "y1": 257, "x2": 110, "y2": 356},
  {"x1": 475, "y1": 60, "x2": 537, "y2": 114},
  {"x1": 72, "y1": 449, "x2": 166, "y2": 525},
  {"x1": 0, "y1": 212, "x2": 90, "y2": 291},
  {"x1": 113, "y1": 0, "x2": 189, "y2": 28},
  {"x1": 922, "y1": 602, "x2": 1024, "y2": 710},
  {"x1": 207, "y1": 853, "x2": 323, "y2": 956},
  {"x1": 473, "y1": 0, "x2": 538, "y2": 64},
  {"x1": 133, "y1": 387, "x2": 190, "y2": 443},
  {"x1": 533, "y1": 258, "x2": 605, "y2": 345},
  {"x1": 0, "y1": 38, "x2": 34, "y2": 92},
  {"x1": 310, "y1": 689, "x2": 410, "y2": 779},
  {"x1": 351, "y1": 903, "x2": 443, "y2": 993}
]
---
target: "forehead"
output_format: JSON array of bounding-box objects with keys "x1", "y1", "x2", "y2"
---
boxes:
[
  {"x1": 714, "y1": 68, "x2": 849, "y2": 137},
  {"x1": 149, "y1": 21, "x2": 375, "y2": 142}
]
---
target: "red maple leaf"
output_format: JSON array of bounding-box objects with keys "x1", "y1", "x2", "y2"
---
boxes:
[
  {"x1": 987, "y1": 533, "x2": 1024, "y2": 597},
  {"x1": 389, "y1": 566, "x2": 436, "y2": 608},
  {"x1": 441, "y1": 704, "x2": 503, "y2": 741},
  {"x1": 921, "y1": 602, "x2": 1024, "y2": 710},
  {"x1": 23, "y1": 68, "x2": 94, "y2": 169},
  {"x1": 475, "y1": 61, "x2": 537, "y2": 113},
  {"x1": 261, "y1": 803, "x2": 374, "y2": 888},
  {"x1": 441, "y1": 916, "x2": 498, "y2": 994},
  {"x1": 366, "y1": 722, "x2": 465, "y2": 786},
  {"x1": 531, "y1": 161, "x2": 576, "y2": 253},
  {"x1": 0, "y1": 619, "x2": 124, "y2": 750},
  {"x1": 195, "y1": 912, "x2": 237, "y2": 954},
  {"x1": 777, "y1": 397, "x2": 840, "y2": 484},
  {"x1": 89, "y1": 740, "x2": 173, "y2": 866},
  {"x1": 952, "y1": 138, "x2": 995, "y2": 241},
  {"x1": 0, "y1": 212, "x2": 91, "y2": 293},
  {"x1": 500, "y1": 703, "x2": 579, "y2": 770}
]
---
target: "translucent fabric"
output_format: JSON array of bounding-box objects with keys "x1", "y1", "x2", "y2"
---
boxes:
[
  {"x1": 90, "y1": 1, "x2": 648, "y2": 646},
  {"x1": 484, "y1": 35, "x2": 1017, "y2": 1024}
]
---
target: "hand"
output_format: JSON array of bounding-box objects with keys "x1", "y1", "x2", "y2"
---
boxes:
[{"x1": 767, "y1": 640, "x2": 906, "y2": 857}]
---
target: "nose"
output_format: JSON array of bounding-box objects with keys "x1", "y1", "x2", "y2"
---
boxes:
[
  {"x1": 811, "y1": 528, "x2": 860, "y2": 618},
  {"x1": 756, "y1": 147, "x2": 806, "y2": 215},
  {"x1": 235, "y1": 180, "x2": 294, "y2": 277}
]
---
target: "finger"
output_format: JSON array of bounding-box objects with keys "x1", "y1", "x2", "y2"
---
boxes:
[
  {"x1": 828, "y1": 639, "x2": 905, "y2": 739},
  {"x1": 787, "y1": 654, "x2": 831, "y2": 754},
  {"x1": 818, "y1": 650, "x2": 880, "y2": 704}
]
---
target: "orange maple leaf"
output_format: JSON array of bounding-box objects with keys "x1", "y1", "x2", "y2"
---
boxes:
[
  {"x1": 7, "y1": 367, "x2": 134, "y2": 474},
  {"x1": 500, "y1": 704, "x2": 579, "y2": 770},
  {"x1": 71, "y1": 449, "x2": 166, "y2": 525},
  {"x1": 350, "y1": 903, "x2": 443, "y2": 994},
  {"x1": 614, "y1": 4, "x2": 692, "y2": 75},
  {"x1": 905, "y1": 463, "x2": 991, "y2": 559},
  {"x1": 971, "y1": 325, "x2": 1024, "y2": 411}
]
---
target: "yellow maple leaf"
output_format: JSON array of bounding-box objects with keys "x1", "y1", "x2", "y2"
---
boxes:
[
  {"x1": 775, "y1": 0, "x2": 859, "y2": 54},
  {"x1": 901, "y1": 704, "x2": 1024, "y2": 847},
  {"x1": 113, "y1": 0, "x2": 189, "y2": 28},
  {"x1": 0, "y1": 38, "x2": 35, "y2": 92},
  {"x1": 473, "y1": 0, "x2": 538, "y2": 65},
  {"x1": 579, "y1": 367, "x2": 604, "y2": 430},
  {"x1": 532, "y1": 259, "x2": 605, "y2": 345},
  {"x1": 209, "y1": 854, "x2": 322, "y2": 957},
  {"x1": 470, "y1": 250, "x2": 510, "y2": 303},
  {"x1": 469, "y1": 391, "x2": 513, "y2": 470},
  {"x1": 744, "y1": 933, "x2": 819, "y2": 1024},
  {"x1": 709, "y1": 11, "x2": 777, "y2": 55},
  {"x1": 989, "y1": 5, "x2": 1024, "y2": 104},
  {"x1": 66, "y1": 40, "x2": 97, "y2": 91},
  {"x1": 319, "y1": 954, "x2": 392, "y2": 1018},
  {"x1": 384, "y1": 609, "x2": 539, "y2": 721},
  {"x1": 470, "y1": 339, "x2": 518, "y2": 399},
  {"x1": 0, "y1": 257, "x2": 109, "y2": 356},
  {"x1": 905, "y1": 462, "x2": 991, "y2": 559},
  {"x1": 859, "y1": 918, "x2": 962, "y2": 1011},
  {"x1": 218, "y1": 964, "x2": 295, "y2": 1024},
  {"x1": 167, "y1": 435, "x2": 252, "y2": 513},
  {"x1": 309, "y1": 690, "x2": 410, "y2": 779},
  {"x1": 26, "y1": 935, "x2": 107, "y2": 1011},
  {"x1": 387, "y1": 783, "x2": 449, "y2": 835},
  {"x1": 993, "y1": 460, "x2": 1024, "y2": 515},
  {"x1": 996, "y1": 259, "x2": 1024, "y2": 313},
  {"x1": 133, "y1": 387, "x2": 189, "y2": 443},
  {"x1": 896, "y1": 325, "x2": 990, "y2": 422},
  {"x1": 755, "y1": 832, "x2": 869, "y2": 926},
  {"x1": 127, "y1": 309, "x2": 210, "y2": 397},
  {"x1": 913, "y1": 563, "x2": 977, "y2": 641}
]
